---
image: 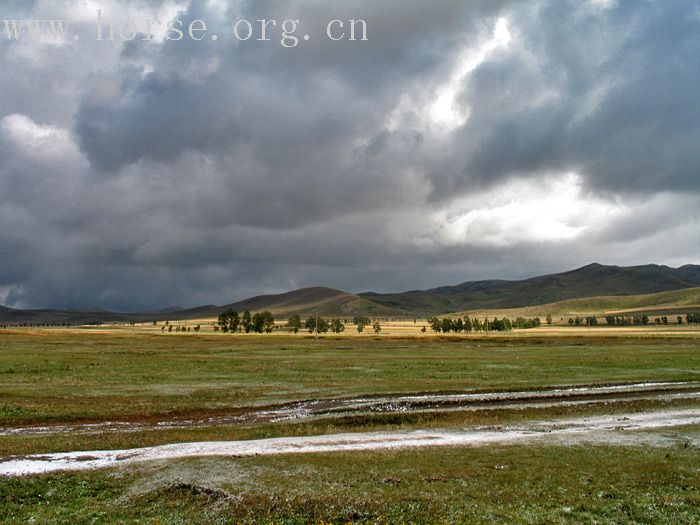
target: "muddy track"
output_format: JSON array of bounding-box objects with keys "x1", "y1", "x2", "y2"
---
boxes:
[
  {"x1": 2, "y1": 381, "x2": 700, "y2": 437},
  {"x1": 2, "y1": 408, "x2": 699, "y2": 476}
]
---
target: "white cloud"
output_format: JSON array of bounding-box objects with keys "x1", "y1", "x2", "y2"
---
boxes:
[
  {"x1": 428, "y1": 173, "x2": 626, "y2": 247},
  {"x1": 428, "y1": 17, "x2": 511, "y2": 131},
  {"x1": 0, "y1": 284, "x2": 26, "y2": 309},
  {"x1": 387, "y1": 17, "x2": 512, "y2": 134},
  {"x1": 0, "y1": 114, "x2": 78, "y2": 161},
  {"x1": 589, "y1": 0, "x2": 618, "y2": 10}
]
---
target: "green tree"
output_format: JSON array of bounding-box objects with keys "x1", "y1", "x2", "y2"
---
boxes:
[
  {"x1": 217, "y1": 310, "x2": 230, "y2": 333},
  {"x1": 463, "y1": 316, "x2": 472, "y2": 333},
  {"x1": 318, "y1": 318, "x2": 330, "y2": 333},
  {"x1": 330, "y1": 319, "x2": 345, "y2": 333},
  {"x1": 305, "y1": 316, "x2": 317, "y2": 333},
  {"x1": 287, "y1": 314, "x2": 302, "y2": 333},
  {"x1": 252, "y1": 313, "x2": 264, "y2": 333},
  {"x1": 428, "y1": 317, "x2": 442, "y2": 333},
  {"x1": 440, "y1": 318, "x2": 453, "y2": 333},
  {"x1": 489, "y1": 318, "x2": 512, "y2": 332},
  {"x1": 305, "y1": 316, "x2": 328, "y2": 334},
  {"x1": 373, "y1": 320, "x2": 382, "y2": 333},
  {"x1": 352, "y1": 315, "x2": 371, "y2": 326},
  {"x1": 353, "y1": 315, "x2": 371, "y2": 333},
  {"x1": 217, "y1": 309, "x2": 240, "y2": 333},
  {"x1": 230, "y1": 311, "x2": 240, "y2": 332},
  {"x1": 252, "y1": 311, "x2": 275, "y2": 333},
  {"x1": 242, "y1": 310, "x2": 252, "y2": 333},
  {"x1": 262, "y1": 311, "x2": 275, "y2": 332}
]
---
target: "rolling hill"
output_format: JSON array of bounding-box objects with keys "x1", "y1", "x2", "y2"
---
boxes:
[
  {"x1": 452, "y1": 286, "x2": 700, "y2": 320},
  {"x1": 0, "y1": 307, "x2": 147, "y2": 325},
  {"x1": 177, "y1": 287, "x2": 403, "y2": 318},
  {"x1": 2, "y1": 263, "x2": 699, "y2": 324},
  {"x1": 0, "y1": 287, "x2": 403, "y2": 324},
  {"x1": 359, "y1": 263, "x2": 700, "y2": 315}
]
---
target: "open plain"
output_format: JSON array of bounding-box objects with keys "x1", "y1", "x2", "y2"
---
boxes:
[{"x1": 1, "y1": 326, "x2": 699, "y2": 523}]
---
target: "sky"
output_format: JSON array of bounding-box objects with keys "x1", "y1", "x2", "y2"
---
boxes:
[{"x1": 1, "y1": 0, "x2": 699, "y2": 310}]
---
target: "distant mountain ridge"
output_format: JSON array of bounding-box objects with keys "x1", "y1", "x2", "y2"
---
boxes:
[
  {"x1": 360, "y1": 263, "x2": 700, "y2": 314},
  {"x1": 452, "y1": 285, "x2": 700, "y2": 319},
  {"x1": 1, "y1": 263, "x2": 699, "y2": 323},
  {"x1": 175, "y1": 287, "x2": 401, "y2": 318}
]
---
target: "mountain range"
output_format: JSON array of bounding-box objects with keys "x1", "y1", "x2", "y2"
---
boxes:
[
  {"x1": 359, "y1": 263, "x2": 700, "y2": 314},
  {"x1": 2, "y1": 263, "x2": 699, "y2": 324}
]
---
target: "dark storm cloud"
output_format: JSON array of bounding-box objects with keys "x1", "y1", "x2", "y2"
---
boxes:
[
  {"x1": 450, "y1": 0, "x2": 700, "y2": 195},
  {"x1": 75, "y1": 1, "x2": 505, "y2": 175},
  {"x1": 0, "y1": 0, "x2": 699, "y2": 310}
]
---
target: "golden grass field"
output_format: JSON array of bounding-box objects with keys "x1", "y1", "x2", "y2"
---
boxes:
[{"x1": 48, "y1": 317, "x2": 700, "y2": 338}]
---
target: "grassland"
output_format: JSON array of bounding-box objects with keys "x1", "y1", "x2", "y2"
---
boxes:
[
  {"x1": 1, "y1": 439, "x2": 699, "y2": 524},
  {"x1": 1, "y1": 328, "x2": 699, "y2": 523},
  {"x1": 2, "y1": 331, "x2": 700, "y2": 426},
  {"x1": 0, "y1": 329, "x2": 698, "y2": 456},
  {"x1": 455, "y1": 286, "x2": 700, "y2": 320}
]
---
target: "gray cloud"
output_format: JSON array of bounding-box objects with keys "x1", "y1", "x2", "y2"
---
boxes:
[
  {"x1": 453, "y1": 0, "x2": 700, "y2": 194},
  {"x1": 0, "y1": 0, "x2": 699, "y2": 310}
]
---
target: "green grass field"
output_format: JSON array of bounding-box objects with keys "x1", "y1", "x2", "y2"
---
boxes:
[
  {"x1": 2, "y1": 440, "x2": 699, "y2": 524},
  {"x1": 1, "y1": 331, "x2": 699, "y2": 426},
  {"x1": 1, "y1": 330, "x2": 699, "y2": 523}
]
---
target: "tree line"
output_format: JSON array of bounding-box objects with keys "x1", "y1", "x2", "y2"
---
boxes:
[
  {"x1": 217, "y1": 309, "x2": 275, "y2": 333},
  {"x1": 601, "y1": 314, "x2": 698, "y2": 326},
  {"x1": 216, "y1": 311, "x2": 383, "y2": 335},
  {"x1": 286, "y1": 314, "x2": 381, "y2": 334},
  {"x1": 567, "y1": 316, "x2": 599, "y2": 326},
  {"x1": 568, "y1": 313, "x2": 698, "y2": 326},
  {"x1": 603, "y1": 315, "x2": 648, "y2": 326},
  {"x1": 426, "y1": 316, "x2": 542, "y2": 333}
]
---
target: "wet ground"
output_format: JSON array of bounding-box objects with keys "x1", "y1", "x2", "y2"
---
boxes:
[
  {"x1": 2, "y1": 380, "x2": 699, "y2": 437},
  {"x1": 2, "y1": 407, "x2": 699, "y2": 476}
]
